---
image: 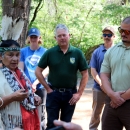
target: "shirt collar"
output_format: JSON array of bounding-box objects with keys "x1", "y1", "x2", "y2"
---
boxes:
[
  {"x1": 100, "y1": 44, "x2": 107, "y2": 52},
  {"x1": 57, "y1": 44, "x2": 73, "y2": 53},
  {"x1": 117, "y1": 42, "x2": 130, "y2": 49}
]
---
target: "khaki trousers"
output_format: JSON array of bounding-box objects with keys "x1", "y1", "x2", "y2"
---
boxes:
[{"x1": 89, "y1": 88, "x2": 106, "y2": 130}]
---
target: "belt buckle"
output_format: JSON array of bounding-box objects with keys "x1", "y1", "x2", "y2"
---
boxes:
[{"x1": 59, "y1": 88, "x2": 65, "y2": 92}]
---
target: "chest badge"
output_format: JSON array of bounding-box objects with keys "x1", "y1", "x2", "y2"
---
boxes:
[{"x1": 70, "y1": 57, "x2": 75, "y2": 64}]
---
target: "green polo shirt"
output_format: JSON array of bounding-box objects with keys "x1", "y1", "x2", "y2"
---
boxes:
[
  {"x1": 101, "y1": 42, "x2": 130, "y2": 91},
  {"x1": 38, "y1": 45, "x2": 88, "y2": 89}
]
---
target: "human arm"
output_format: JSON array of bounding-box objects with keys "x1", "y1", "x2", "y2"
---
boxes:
[
  {"x1": 110, "y1": 87, "x2": 130, "y2": 108},
  {"x1": 90, "y1": 49, "x2": 102, "y2": 86},
  {"x1": 69, "y1": 69, "x2": 88, "y2": 105},
  {"x1": 121, "y1": 89, "x2": 130, "y2": 100},
  {"x1": 0, "y1": 89, "x2": 28, "y2": 109},
  {"x1": 109, "y1": 89, "x2": 130, "y2": 108},
  {"x1": 32, "y1": 67, "x2": 49, "y2": 90},
  {"x1": 19, "y1": 60, "x2": 49, "y2": 91},
  {"x1": 35, "y1": 66, "x2": 52, "y2": 93},
  {"x1": 91, "y1": 68, "x2": 102, "y2": 86},
  {"x1": 100, "y1": 48, "x2": 125, "y2": 107},
  {"x1": 100, "y1": 72, "x2": 125, "y2": 106},
  {"x1": 53, "y1": 120, "x2": 83, "y2": 130},
  {"x1": 32, "y1": 67, "x2": 49, "y2": 91}
]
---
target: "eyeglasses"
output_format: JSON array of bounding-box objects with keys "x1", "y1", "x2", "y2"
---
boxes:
[
  {"x1": 102, "y1": 34, "x2": 113, "y2": 38},
  {"x1": 118, "y1": 27, "x2": 130, "y2": 35}
]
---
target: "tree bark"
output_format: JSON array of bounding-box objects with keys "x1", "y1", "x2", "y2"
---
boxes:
[{"x1": 1, "y1": 0, "x2": 32, "y2": 47}]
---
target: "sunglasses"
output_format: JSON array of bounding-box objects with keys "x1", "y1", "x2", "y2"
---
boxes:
[
  {"x1": 102, "y1": 34, "x2": 113, "y2": 38},
  {"x1": 118, "y1": 27, "x2": 130, "y2": 35}
]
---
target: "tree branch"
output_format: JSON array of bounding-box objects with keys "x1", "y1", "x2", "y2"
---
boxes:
[
  {"x1": 30, "y1": 0, "x2": 43, "y2": 27},
  {"x1": 78, "y1": 3, "x2": 95, "y2": 47}
]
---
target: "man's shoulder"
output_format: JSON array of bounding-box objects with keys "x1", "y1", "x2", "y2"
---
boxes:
[
  {"x1": 47, "y1": 45, "x2": 58, "y2": 51},
  {"x1": 42, "y1": 46, "x2": 58, "y2": 56},
  {"x1": 107, "y1": 43, "x2": 120, "y2": 52},
  {"x1": 70, "y1": 45, "x2": 82, "y2": 53},
  {"x1": 104, "y1": 43, "x2": 120, "y2": 57},
  {"x1": 93, "y1": 44, "x2": 104, "y2": 53}
]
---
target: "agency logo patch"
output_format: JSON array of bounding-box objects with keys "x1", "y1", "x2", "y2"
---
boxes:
[{"x1": 70, "y1": 57, "x2": 75, "y2": 64}]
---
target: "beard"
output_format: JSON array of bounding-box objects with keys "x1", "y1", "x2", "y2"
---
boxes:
[
  {"x1": 122, "y1": 40, "x2": 130, "y2": 44},
  {"x1": 121, "y1": 35, "x2": 130, "y2": 44},
  {"x1": 121, "y1": 35, "x2": 130, "y2": 46}
]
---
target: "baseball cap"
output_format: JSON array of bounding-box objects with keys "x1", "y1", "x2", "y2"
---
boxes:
[
  {"x1": 28, "y1": 28, "x2": 40, "y2": 37},
  {"x1": 102, "y1": 26, "x2": 115, "y2": 35}
]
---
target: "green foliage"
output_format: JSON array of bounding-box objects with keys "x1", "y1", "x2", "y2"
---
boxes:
[
  {"x1": 29, "y1": 0, "x2": 105, "y2": 53},
  {"x1": 1, "y1": 0, "x2": 130, "y2": 56},
  {"x1": 0, "y1": 1, "x2": 2, "y2": 20},
  {"x1": 99, "y1": 4, "x2": 130, "y2": 25}
]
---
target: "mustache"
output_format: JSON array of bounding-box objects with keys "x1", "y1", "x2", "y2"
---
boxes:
[
  {"x1": 105, "y1": 38, "x2": 110, "y2": 41},
  {"x1": 122, "y1": 40, "x2": 130, "y2": 44},
  {"x1": 122, "y1": 36, "x2": 127, "y2": 38}
]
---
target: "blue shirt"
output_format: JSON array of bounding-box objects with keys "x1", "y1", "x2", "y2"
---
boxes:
[
  {"x1": 20, "y1": 46, "x2": 47, "y2": 89},
  {"x1": 90, "y1": 44, "x2": 107, "y2": 90}
]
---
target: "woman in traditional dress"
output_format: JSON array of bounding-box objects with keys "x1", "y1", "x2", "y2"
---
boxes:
[{"x1": 0, "y1": 40, "x2": 41, "y2": 130}]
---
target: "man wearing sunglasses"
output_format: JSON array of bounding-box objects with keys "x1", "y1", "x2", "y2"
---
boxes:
[
  {"x1": 100, "y1": 16, "x2": 130, "y2": 130},
  {"x1": 89, "y1": 26, "x2": 115, "y2": 130}
]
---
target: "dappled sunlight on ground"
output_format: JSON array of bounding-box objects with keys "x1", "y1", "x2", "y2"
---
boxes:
[
  {"x1": 72, "y1": 77, "x2": 95, "y2": 130},
  {"x1": 72, "y1": 87, "x2": 95, "y2": 130}
]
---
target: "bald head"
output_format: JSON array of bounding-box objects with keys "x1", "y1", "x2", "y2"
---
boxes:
[{"x1": 122, "y1": 16, "x2": 130, "y2": 24}]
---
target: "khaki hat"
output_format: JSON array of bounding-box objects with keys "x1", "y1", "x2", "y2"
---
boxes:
[{"x1": 102, "y1": 26, "x2": 115, "y2": 35}]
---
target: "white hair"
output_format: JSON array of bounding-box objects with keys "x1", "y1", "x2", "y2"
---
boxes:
[{"x1": 54, "y1": 24, "x2": 69, "y2": 36}]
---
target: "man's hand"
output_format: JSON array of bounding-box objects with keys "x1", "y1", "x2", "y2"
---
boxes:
[
  {"x1": 46, "y1": 87, "x2": 53, "y2": 94},
  {"x1": 53, "y1": 120, "x2": 83, "y2": 130},
  {"x1": 110, "y1": 91, "x2": 126, "y2": 108},
  {"x1": 69, "y1": 92, "x2": 81, "y2": 105}
]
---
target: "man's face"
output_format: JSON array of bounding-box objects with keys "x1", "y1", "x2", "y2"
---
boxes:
[
  {"x1": 119, "y1": 23, "x2": 130, "y2": 45},
  {"x1": 102, "y1": 30, "x2": 115, "y2": 44},
  {"x1": 55, "y1": 29, "x2": 70, "y2": 47}
]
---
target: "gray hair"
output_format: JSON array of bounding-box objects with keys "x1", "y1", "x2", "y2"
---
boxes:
[{"x1": 54, "y1": 24, "x2": 69, "y2": 36}]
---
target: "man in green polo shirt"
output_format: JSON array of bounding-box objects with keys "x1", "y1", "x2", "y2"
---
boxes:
[
  {"x1": 35, "y1": 24, "x2": 88, "y2": 130},
  {"x1": 100, "y1": 16, "x2": 130, "y2": 130}
]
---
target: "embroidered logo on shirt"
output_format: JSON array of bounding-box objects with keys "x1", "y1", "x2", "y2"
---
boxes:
[{"x1": 70, "y1": 57, "x2": 75, "y2": 64}]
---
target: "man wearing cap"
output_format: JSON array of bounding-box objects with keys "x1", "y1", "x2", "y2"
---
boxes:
[
  {"x1": 19, "y1": 28, "x2": 49, "y2": 130},
  {"x1": 89, "y1": 26, "x2": 115, "y2": 130}
]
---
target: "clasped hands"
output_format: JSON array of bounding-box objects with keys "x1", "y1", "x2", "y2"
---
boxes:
[{"x1": 110, "y1": 91, "x2": 126, "y2": 109}]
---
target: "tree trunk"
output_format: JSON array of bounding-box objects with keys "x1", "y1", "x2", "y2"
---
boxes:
[{"x1": 1, "y1": 0, "x2": 32, "y2": 47}]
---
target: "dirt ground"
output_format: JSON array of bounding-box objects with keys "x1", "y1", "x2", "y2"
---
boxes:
[
  {"x1": 72, "y1": 77, "x2": 128, "y2": 130},
  {"x1": 72, "y1": 77, "x2": 101, "y2": 130}
]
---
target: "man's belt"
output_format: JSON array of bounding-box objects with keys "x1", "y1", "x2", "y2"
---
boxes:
[{"x1": 52, "y1": 88, "x2": 76, "y2": 92}]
